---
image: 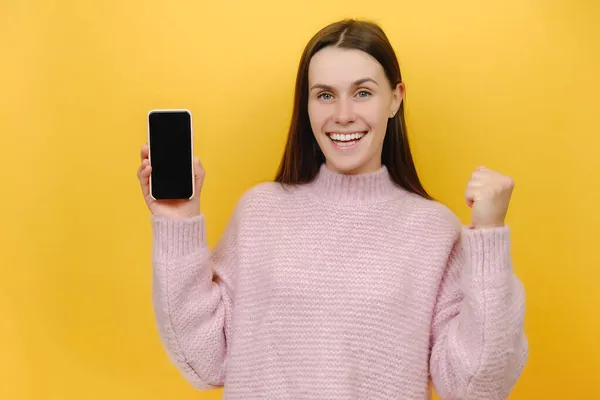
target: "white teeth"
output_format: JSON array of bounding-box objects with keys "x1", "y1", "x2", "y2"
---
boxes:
[{"x1": 329, "y1": 132, "x2": 366, "y2": 142}]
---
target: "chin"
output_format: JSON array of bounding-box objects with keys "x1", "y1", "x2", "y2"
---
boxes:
[{"x1": 324, "y1": 156, "x2": 372, "y2": 175}]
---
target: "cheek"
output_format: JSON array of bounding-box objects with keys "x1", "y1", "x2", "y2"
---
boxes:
[
  {"x1": 308, "y1": 101, "x2": 328, "y2": 131},
  {"x1": 360, "y1": 101, "x2": 388, "y2": 130}
]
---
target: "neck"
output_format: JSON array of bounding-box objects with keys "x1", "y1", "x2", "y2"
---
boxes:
[{"x1": 304, "y1": 163, "x2": 402, "y2": 204}]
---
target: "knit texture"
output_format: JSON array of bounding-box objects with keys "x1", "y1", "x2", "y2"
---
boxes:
[{"x1": 151, "y1": 164, "x2": 528, "y2": 399}]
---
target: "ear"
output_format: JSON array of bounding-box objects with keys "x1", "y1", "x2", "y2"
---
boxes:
[{"x1": 389, "y1": 82, "x2": 405, "y2": 118}]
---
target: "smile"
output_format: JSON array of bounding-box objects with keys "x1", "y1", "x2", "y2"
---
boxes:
[{"x1": 327, "y1": 131, "x2": 368, "y2": 148}]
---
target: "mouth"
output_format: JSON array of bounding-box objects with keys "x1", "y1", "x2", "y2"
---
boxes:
[{"x1": 326, "y1": 131, "x2": 368, "y2": 149}]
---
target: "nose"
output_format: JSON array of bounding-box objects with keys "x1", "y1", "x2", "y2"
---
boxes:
[{"x1": 333, "y1": 98, "x2": 355, "y2": 124}]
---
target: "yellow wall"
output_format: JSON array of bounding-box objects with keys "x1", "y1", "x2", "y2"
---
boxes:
[{"x1": 1, "y1": 0, "x2": 598, "y2": 398}]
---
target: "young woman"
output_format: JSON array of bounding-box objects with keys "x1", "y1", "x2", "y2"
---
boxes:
[{"x1": 137, "y1": 19, "x2": 528, "y2": 399}]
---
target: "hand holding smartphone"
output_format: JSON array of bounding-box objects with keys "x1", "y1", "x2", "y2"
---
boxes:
[{"x1": 137, "y1": 109, "x2": 204, "y2": 218}]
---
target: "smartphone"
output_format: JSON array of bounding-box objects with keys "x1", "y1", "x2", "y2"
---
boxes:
[{"x1": 147, "y1": 109, "x2": 194, "y2": 200}]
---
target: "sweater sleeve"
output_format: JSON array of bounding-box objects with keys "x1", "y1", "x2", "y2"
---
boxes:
[
  {"x1": 150, "y1": 211, "x2": 239, "y2": 390},
  {"x1": 429, "y1": 226, "x2": 528, "y2": 399}
]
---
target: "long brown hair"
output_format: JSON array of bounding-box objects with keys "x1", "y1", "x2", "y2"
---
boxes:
[{"x1": 274, "y1": 18, "x2": 432, "y2": 200}]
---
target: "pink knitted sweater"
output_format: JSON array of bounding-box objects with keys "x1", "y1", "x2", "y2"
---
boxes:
[{"x1": 151, "y1": 164, "x2": 528, "y2": 399}]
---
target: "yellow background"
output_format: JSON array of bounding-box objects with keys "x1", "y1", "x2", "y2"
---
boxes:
[{"x1": 1, "y1": 0, "x2": 598, "y2": 399}]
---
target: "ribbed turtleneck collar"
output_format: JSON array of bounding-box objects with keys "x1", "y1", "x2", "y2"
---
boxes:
[{"x1": 304, "y1": 163, "x2": 403, "y2": 204}]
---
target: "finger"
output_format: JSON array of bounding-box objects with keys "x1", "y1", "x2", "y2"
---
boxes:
[
  {"x1": 472, "y1": 170, "x2": 497, "y2": 186},
  {"x1": 141, "y1": 144, "x2": 149, "y2": 161},
  {"x1": 465, "y1": 188, "x2": 484, "y2": 207},
  {"x1": 194, "y1": 156, "x2": 204, "y2": 173},
  {"x1": 192, "y1": 157, "x2": 205, "y2": 197},
  {"x1": 467, "y1": 179, "x2": 484, "y2": 189},
  {"x1": 471, "y1": 170, "x2": 488, "y2": 180},
  {"x1": 194, "y1": 157, "x2": 205, "y2": 180},
  {"x1": 137, "y1": 158, "x2": 150, "y2": 179},
  {"x1": 465, "y1": 189, "x2": 475, "y2": 208},
  {"x1": 140, "y1": 165, "x2": 152, "y2": 198}
]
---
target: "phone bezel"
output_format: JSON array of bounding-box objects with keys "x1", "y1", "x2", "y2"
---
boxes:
[{"x1": 146, "y1": 108, "x2": 195, "y2": 201}]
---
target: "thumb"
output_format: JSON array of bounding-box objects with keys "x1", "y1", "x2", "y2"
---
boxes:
[
  {"x1": 193, "y1": 157, "x2": 205, "y2": 187},
  {"x1": 194, "y1": 157, "x2": 205, "y2": 183}
]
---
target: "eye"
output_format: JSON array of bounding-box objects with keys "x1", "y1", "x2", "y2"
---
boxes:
[
  {"x1": 318, "y1": 92, "x2": 333, "y2": 100},
  {"x1": 356, "y1": 90, "x2": 371, "y2": 98}
]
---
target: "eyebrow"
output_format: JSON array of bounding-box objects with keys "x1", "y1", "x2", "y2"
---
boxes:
[{"x1": 310, "y1": 78, "x2": 378, "y2": 91}]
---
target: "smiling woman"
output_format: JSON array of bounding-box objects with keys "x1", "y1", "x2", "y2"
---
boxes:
[
  {"x1": 275, "y1": 19, "x2": 429, "y2": 199},
  {"x1": 308, "y1": 48, "x2": 400, "y2": 172},
  {"x1": 140, "y1": 18, "x2": 528, "y2": 400}
]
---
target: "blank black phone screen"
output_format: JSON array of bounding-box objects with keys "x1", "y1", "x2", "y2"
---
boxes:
[{"x1": 148, "y1": 110, "x2": 193, "y2": 200}]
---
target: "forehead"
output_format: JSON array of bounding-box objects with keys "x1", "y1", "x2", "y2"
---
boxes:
[{"x1": 308, "y1": 47, "x2": 385, "y2": 85}]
